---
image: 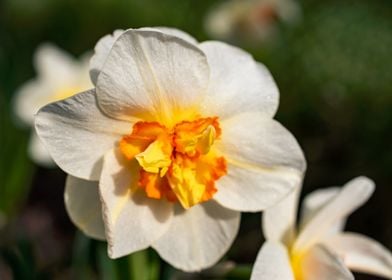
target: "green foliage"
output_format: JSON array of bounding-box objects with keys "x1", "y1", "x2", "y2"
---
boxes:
[{"x1": 0, "y1": 94, "x2": 33, "y2": 216}]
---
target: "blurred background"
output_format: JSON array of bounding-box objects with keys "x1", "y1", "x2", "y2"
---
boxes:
[{"x1": 0, "y1": 0, "x2": 391, "y2": 279}]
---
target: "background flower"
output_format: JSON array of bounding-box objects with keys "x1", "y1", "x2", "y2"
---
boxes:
[
  {"x1": 252, "y1": 176, "x2": 392, "y2": 279},
  {"x1": 13, "y1": 44, "x2": 92, "y2": 166},
  {"x1": 205, "y1": 0, "x2": 301, "y2": 45}
]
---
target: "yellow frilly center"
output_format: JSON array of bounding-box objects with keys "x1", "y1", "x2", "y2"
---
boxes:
[
  {"x1": 135, "y1": 135, "x2": 172, "y2": 176},
  {"x1": 119, "y1": 117, "x2": 226, "y2": 209}
]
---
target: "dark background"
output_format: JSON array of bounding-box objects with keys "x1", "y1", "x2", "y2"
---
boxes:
[{"x1": 0, "y1": 0, "x2": 391, "y2": 279}]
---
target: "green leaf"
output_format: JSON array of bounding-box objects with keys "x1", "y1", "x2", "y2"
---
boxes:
[{"x1": 97, "y1": 242, "x2": 118, "y2": 280}]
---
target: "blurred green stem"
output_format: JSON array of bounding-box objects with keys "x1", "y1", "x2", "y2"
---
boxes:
[
  {"x1": 127, "y1": 249, "x2": 160, "y2": 280},
  {"x1": 225, "y1": 264, "x2": 252, "y2": 279},
  {"x1": 128, "y1": 250, "x2": 148, "y2": 280},
  {"x1": 97, "y1": 242, "x2": 118, "y2": 280}
]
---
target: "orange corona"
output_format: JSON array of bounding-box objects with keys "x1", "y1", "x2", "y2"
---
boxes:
[{"x1": 119, "y1": 117, "x2": 227, "y2": 209}]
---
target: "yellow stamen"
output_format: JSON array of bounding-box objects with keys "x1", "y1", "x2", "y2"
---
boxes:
[{"x1": 135, "y1": 136, "x2": 172, "y2": 174}]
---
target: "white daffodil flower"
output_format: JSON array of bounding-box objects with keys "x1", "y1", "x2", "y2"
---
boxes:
[
  {"x1": 251, "y1": 176, "x2": 392, "y2": 280},
  {"x1": 35, "y1": 27, "x2": 306, "y2": 271},
  {"x1": 205, "y1": 0, "x2": 301, "y2": 44},
  {"x1": 13, "y1": 44, "x2": 92, "y2": 166}
]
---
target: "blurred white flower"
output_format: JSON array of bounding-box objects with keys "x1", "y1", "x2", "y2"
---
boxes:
[
  {"x1": 251, "y1": 176, "x2": 392, "y2": 279},
  {"x1": 13, "y1": 44, "x2": 92, "y2": 166},
  {"x1": 35, "y1": 27, "x2": 306, "y2": 271},
  {"x1": 205, "y1": 0, "x2": 301, "y2": 44}
]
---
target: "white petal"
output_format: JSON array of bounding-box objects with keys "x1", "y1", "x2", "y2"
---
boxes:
[
  {"x1": 301, "y1": 245, "x2": 354, "y2": 280},
  {"x1": 34, "y1": 43, "x2": 76, "y2": 85},
  {"x1": 64, "y1": 175, "x2": 105, "y2": 240},
  {"x1": 100, "y1": 149, "x2": 173, "y2": 258},
  {"x1": 90, "y1": 27, "x2": 197, "y2": 86},
  {"x1": 141, "y1": 27, "x2": 198, "y2": 45},
  {"x1": 199, "y1": 41, "x2": 279, "y2": 118},
  {"x1": 300, "y1": 187, "x2": 345, "y2": 235},
  {"x1": 263, "y1": 186, "x2": 300, "y2": 245},
  {"x1": 294, "y1": 177, "x2": 375, "y2": 252},
  {"x1": 152, "y1": 200, "x2": 240, "y2": 272},
  {"x1": 250, "y1": 241, "x2": 295, "y2": 280},
  {"x1": 214, "y1": 113, "x2": 306, "y2": 212},
  {"x1": 322, "y1": 233, "x2": 392, "y2": 279},
  {"x1": 35, "y1": 89, "x2": 131, "y2": 180},
  {"x1": 96, "y1": 29, "x2": 209, "y2": 125},
  {"x1": 28, "y1": 131, "x2": 55, "y2": 167},
  {"x1": 89, "y1": 29, "x2": 124, "y2": 85}
]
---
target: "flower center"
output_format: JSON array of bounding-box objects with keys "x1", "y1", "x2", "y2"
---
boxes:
[{"x1": 119, "y1": 117, "x2": 227, "y2": 209}]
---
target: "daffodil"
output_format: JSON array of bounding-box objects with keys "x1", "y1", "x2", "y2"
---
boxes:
[
  {"x1": 205, "y1": 0, "x2": 301, "y2": 44},
  {"x1": 13, "y1": 44, "x2": 92, "y2": 166},
  {"x1": 251, "y1": 176, "x2": 392, "y2": 279},
  {"x1": 35, "y1": 27, "x2": 306, "y2": 271}
]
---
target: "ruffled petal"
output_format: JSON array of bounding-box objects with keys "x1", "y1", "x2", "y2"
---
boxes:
[
  {"x1": 64, "y1": 175, "x2": 105, "y2": 240},
  {"x1": 152, "y1": 200, "x2": 240, "y2": 272},
  {"x1": 250, "y1": 241, "x2": 295, "y2": 280},
  {"x1": 89, "y1": 29, "x2": 124, "y2": 85},
  {"x1": 99, "y1": 149, "x2": 173, "y2": 258},
  {"x1": 35, "y1": 89, "x2": 131, "y2": 180},
  {"x1": 294, "y1": 177, "x2": 375, "y2": 252},
  {"x1": 300, "y1": 245, "x2": 354, "y2": 280},
  {"x1": 214, "y1": 112, "x2": 305, "y2": 212},
  {"x1": 199, "y1": 41, "x2": 279, "y2": 118},
  {"x1": 300, "y1": 187, "x2": 345, "y2": 235},
  {"x1": 96, "y1": 29, "x2": 209, "y2": 126},
  {"x1": 263, "y1": 186, "x2": 300, "y2": 245},
  {"x1": 322, "y1": 233, "x2": 392, "y2": 279}
]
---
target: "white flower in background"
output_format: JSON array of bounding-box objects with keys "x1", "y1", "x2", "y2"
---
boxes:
[
  {"x1": 205, "y1": 0, "x2": 301, "y2": 44},
  {"x1": 251, "y1": 176, "x2": 392, "y2": 280},
  {"x1": 35, "y1": 27, "x2": 306, "y2": 271},
  {"x1": 13, "y1": 44, "x2": 92, "y2": 166}
]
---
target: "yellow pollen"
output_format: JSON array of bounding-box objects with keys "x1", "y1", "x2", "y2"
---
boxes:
[{"x1": 119, "y1": 117, "x2": 226, "y2": 208}]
